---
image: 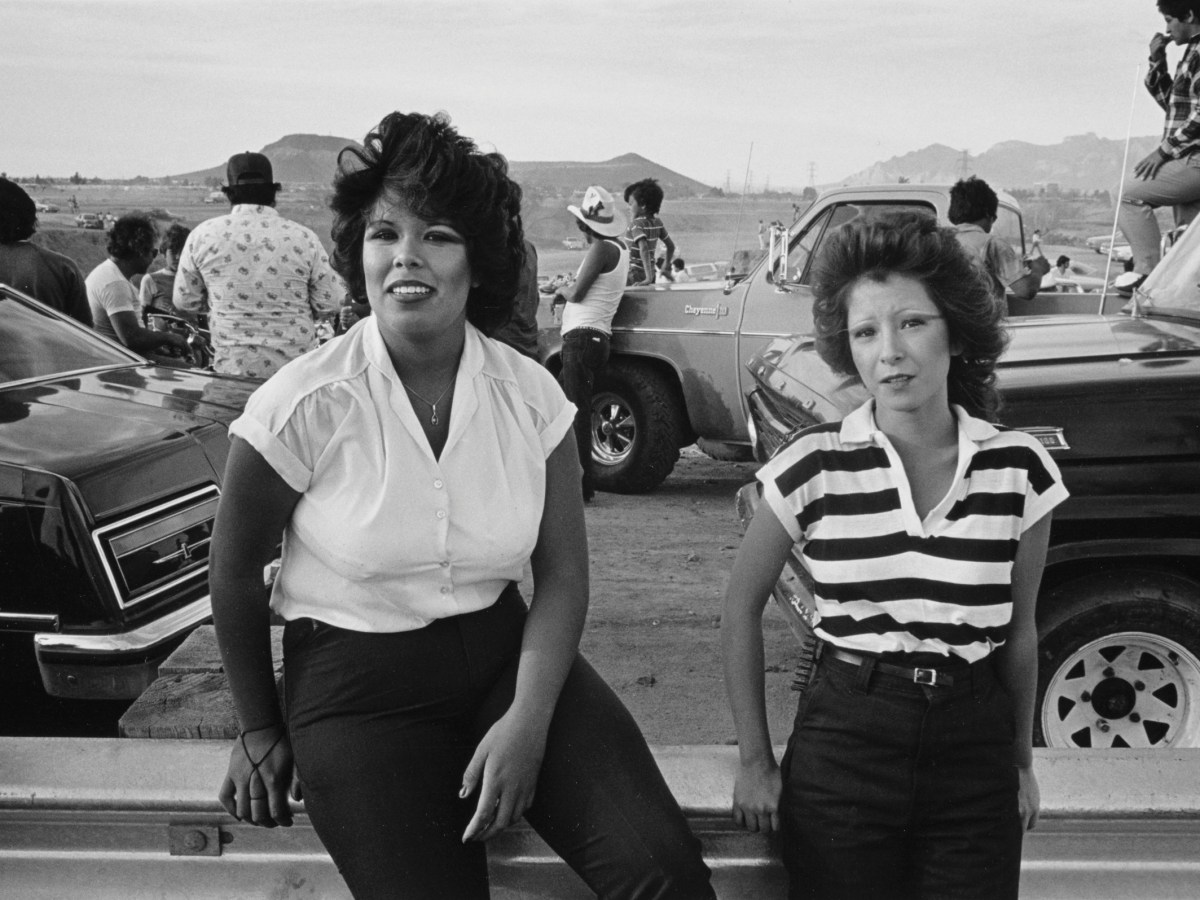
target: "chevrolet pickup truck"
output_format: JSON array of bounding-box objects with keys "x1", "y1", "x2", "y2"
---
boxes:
[{"x1": 538, "y1": 183, "x2": 1072, "y2": 494}]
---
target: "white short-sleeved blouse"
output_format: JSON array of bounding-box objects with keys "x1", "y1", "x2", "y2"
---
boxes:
[{"x1": 229, "y1": 317, "x2": 576, "y2": 632}]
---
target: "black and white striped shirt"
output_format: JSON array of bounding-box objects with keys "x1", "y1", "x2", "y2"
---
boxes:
[{"x1": 759, "y1": 401, "x2": 1068, "y2": 662}]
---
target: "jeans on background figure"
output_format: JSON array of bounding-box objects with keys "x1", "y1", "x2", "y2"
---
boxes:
[
  {"x1": 560, "y1": 327, "x2": 610, "y2": 500},
  {"x1": 1118, "y1": 155, "x2": 1200, "y2": 274}
]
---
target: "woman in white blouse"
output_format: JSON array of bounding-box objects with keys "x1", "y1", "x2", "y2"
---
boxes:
[{"x1": 208, "y1": 111, "x2": 713, "y2": 900}]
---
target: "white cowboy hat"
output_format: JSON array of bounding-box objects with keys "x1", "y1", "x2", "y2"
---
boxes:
[{"x1": 567, "y1": 185, "x2": 627, "y2": 238}]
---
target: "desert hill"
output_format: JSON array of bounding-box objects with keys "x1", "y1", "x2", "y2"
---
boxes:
[
  {"x1": 836, "y1": 132, "x2": 1161, "y2": 193},
  {"x1": 172, "y1": 139, "x2": 714, "y2": 197}
]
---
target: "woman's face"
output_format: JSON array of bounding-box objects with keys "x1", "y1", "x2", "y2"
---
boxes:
[
  {"x1": 845, "y1": 273, "x2": 958, "y2": 426},
  {"x1": 362, "y1": 195, "x2": 474, "y2": 345}
]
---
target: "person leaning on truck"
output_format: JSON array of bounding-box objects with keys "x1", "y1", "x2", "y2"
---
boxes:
[
  {"x1": 948, "y1": 176, "x2": 1048, "y2": 307},
  {"x1": 1118, "y1": 0, "x2": 1200, "y2": 276},
  {"x1": 552, "y1": 186, "x2": 631, "y2": 502}
]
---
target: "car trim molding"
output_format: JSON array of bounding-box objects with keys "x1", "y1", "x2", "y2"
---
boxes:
[{"x1": 32, "y1": 596, "x2": 211, "y2": 655}]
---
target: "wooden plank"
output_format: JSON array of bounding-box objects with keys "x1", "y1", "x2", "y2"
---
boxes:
[{"x1": 157, "y1": 625, "x2": 283, "y2": 676}]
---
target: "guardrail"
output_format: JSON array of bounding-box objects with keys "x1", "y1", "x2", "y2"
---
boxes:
[{"x1": 2, "y1": 739, "x2": 1199, "y2": 899}]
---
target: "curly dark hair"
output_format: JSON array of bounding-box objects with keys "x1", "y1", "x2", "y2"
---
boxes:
[
  {"x1": 159, "y1": 222, "x2": 191, "y2": 256},
  {"x1": 0, "y1": 178, "x2": 37, "y2": 244},
  {"x1": 329, "y1": 111, "x2": 525, "y2": 334},
  {"x1": 947, "y1": 176, "x2": 999, "y2": 225},
  {"x1": 811, "y1": 211, "x2": 1010, "y2": 421},
  {"x1": 1159, "y1": 0, "x2": 1200, "y2": 21},
  {"x1": 623, "y1": 178, "x2": 664, "y2": 216},
  {"x1": 106, "y1": 214, "x2": 157, "y2": 261}
]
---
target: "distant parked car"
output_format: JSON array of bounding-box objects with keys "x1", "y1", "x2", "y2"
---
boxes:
[
  {"x1": 684, "y1": 261, "x2": 729, "y2": 281},
  {"x1": 1102, "y1": 241, "x2": 1133, "y2": 262},
  {"x1": 562, "y1": 238, "x2": 585, "y2": 250},
  {"x1": 1085, "y1": 234, "x2": 1112, "y2": 253},
  {"x1": 75, "y1": 213, "x2": 104, "y2": 230},
  {"x1": 35, "y1": 201, "x2": 59, "y2": 214}
]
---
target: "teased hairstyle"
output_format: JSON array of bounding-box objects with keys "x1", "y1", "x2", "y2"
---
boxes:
[
  {"x1": 1159, "y1": 0, "x2": 1200, "y2": 21},
  {"x1": 221, "y1": 183, "x2": 278, "y2": 207},
  {"x1": 0, "y1": 178, "x2": 37, "y2": 243},
  {"x1": 811, "y1": 211, "x2": 1009, "y2": 421},
  {"x1": 107, "y1": 214, "x2": 157, "y2": 261},
  {"x1": 160, "y1": 222, "x2": 191, "y2": 256},
  {"x1": 948, "y1": 176, "x2": 999, "y2": 225},
  {"x1": 330, "y1": 111, "x2": 524, "y2": 333},
  {"x1": 623, "y1": 178, "x2": 665, "y2": 215}
]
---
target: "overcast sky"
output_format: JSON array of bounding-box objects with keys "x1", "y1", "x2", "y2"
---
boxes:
[{"x1": 2, "y1": 0, "x2": 1173, "y2": 189}]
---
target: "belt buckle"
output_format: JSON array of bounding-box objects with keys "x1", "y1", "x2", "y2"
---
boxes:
[{"x1": 913, "y1": 667, "x2": 938, "y2": 686}]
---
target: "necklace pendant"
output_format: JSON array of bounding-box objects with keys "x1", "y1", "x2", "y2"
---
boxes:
[{"x1": 430, "y1": 407, "x2": 439, "y2": 427}]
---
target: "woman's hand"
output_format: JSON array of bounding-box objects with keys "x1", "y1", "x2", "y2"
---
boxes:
[
  {"x1": 732, "y1": 758, "x2": 783, "y2": 833},
  {"x1": 218, "y1": 724, "x2": 299, "y2": 828},
  {"x1": 459, "y1": 709, "x2": 548, "y2": 842},
  {"x1": 1017, "y1": 764, "x2": 1040, "y2": 831}
]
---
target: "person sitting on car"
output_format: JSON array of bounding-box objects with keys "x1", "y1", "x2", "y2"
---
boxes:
[
  {"x1": 85, "y1": 215, "x2": 189, "y2": 359},
  {"x1": 0, "y1": 177, "x2": 92, "y2": 325},
  {"x1": 139, "y1": 223, "x2": 197, "y2": 328}
]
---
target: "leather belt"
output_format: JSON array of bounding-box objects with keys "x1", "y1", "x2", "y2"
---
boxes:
[{"x1": 824, "y1": 646, "x2": 962, "y2": 687}]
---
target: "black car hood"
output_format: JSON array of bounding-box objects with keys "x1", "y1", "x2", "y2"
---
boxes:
[{"x1": 0, "y1": 364, "x2": 257, "y2": 506}]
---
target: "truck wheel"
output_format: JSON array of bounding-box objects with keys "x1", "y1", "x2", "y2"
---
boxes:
[
  {"x1": 1036, "y1": 572, "x2": 1200, "y2": 749},
  {"x1": 590, "y1": 360, "x2": 684, "y2": 494}
]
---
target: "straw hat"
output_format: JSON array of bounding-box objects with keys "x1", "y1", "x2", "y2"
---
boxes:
[{"x1": 567, "y1": 186, "x2": 626, "y2": 238}]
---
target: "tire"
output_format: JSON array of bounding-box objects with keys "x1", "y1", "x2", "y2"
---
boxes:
[
  {"x1": 589, "y1": 360, "x2": 685, "y2": 494},
  {"x1": 1035, "y1": 571, "x2": 1200, "y2": 749}
]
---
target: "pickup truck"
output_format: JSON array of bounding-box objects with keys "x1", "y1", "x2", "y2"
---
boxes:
[{"x1": 537, "y1": 183, "x2": 1047, "y2": 494}]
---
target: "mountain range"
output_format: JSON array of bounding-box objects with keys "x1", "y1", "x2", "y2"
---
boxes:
[{"x1": 174, "y1": 131, "x2": 1162, "y2": 196}]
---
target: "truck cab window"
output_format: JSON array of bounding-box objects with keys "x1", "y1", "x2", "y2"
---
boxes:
[{"x1": 787, "y1": 202, "x2": 936, "y2": 285}]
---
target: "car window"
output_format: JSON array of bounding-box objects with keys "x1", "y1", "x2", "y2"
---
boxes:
[
  {"x1": 0, "y1": 291, "x2": 137, "y2": 385},
  {"x1": 789, "y1": 202, "x2": 936, "y2": 285}
]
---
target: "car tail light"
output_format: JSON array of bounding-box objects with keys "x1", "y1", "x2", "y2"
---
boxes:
[{"x1": 91, "y1": 485, "x2": 219, "y2": 610}]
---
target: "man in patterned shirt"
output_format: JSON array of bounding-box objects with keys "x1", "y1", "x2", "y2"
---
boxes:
[
  {"x1": 174, "y1": 152, "x2": 346, "y2": 379},
  {"x1": 1118, "y1": 0, "x2": 1200, "y2": 275}
]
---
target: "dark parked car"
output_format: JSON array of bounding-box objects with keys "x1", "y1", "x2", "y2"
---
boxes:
[
  {"x1": 740, "y1": 298, "x2": 1200, "y2": 750},
  {"x1": 0, "y1": 284, "x2": 257, "y2": 699}
]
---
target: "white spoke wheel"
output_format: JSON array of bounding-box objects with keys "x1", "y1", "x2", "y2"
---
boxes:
[
  {"x1": 1040, "y1": 631, "x2": 1200, "y2": 748},
  {"x1": 1035, "y1": 574, "x2": 1200, "y2": 749}
]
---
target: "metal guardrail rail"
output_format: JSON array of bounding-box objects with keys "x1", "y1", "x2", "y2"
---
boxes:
[{"x1": 2, "y1": 740, "x2": 1199, "y2": 899}]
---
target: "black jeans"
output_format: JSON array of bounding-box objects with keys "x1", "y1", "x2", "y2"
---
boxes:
[
  {"x1": 283, "y1": 586, "x2": 713, "y2": 900},
  {"x1": 560, "y1": 327, "x2": 610, "y2": 496},
  {"x1": 780, "y1": 652, "x2": 1022, "y2": 900}
]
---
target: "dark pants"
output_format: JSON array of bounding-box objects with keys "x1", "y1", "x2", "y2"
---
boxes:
[
  {"x1": 780, "y1": 652, "x2": 1022, "y2": 900},
  {"x1": 560, "y1": 327, "x2": 610, "y2": 497},
  {"x1": 283, "y1": 585, "x2": 713, "y2": 900}
]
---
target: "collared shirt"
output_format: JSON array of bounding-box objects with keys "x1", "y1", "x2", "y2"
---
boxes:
[
  {"x1": 953, "y1": 223, "x2": 1024, "y2": 302},
  {"x1": 1147, "y1": 34, "x2": 1200, "y2": 159},
  {"x1": 758, "y1": 401, "x2": 1068, "y2": 662},
  {"x1": 230, "y1": 319, "x2": 575, "y2": 633},
  {"x1": 85, "y1": 258, "x2": 140, "y2": 341},
  {"x1": 0, "y1": 241, "x2": 92, "y2": 325},
  {"x1": 174, "y1": 204, "x2": 347, "y2": 379}
]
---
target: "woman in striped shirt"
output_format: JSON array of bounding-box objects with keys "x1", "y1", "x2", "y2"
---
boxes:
[{"x1": 722, "y1": 211, "x2": 1068, "y2": 900}]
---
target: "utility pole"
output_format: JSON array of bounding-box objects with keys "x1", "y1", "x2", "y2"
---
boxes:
[
  {"x1": 808, "y1": 162, "x2": 816, "y2": 187},
  {"x1": 959, "y1": 150, "x2": 970, "y2": 180}
]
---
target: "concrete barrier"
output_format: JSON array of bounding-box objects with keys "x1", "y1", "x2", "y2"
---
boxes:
[{"x1": 2, "y1": 739, "x2": 1199, "y2": 898}]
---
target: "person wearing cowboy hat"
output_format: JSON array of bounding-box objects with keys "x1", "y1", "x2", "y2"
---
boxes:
[{"x1": 552, "y1": 185, "x2": 630, "y2": 501}]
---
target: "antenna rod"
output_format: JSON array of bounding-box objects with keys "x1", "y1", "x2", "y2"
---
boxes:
[
  {"x1": 730, "y1": 143, "x2": 754, "y2": 266},
  {"x1": 1101, "y1": 64, "x2": 1141, "y2": 314}
]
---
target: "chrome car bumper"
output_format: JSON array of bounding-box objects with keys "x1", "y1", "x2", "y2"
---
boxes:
[{"x1": 32, "y1": 597, "x2": 212, "y2": 699}]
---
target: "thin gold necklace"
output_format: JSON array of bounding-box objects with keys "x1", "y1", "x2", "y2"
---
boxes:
[{"x1": 404, "y1": 380, "x2": 453, "y2": 426}]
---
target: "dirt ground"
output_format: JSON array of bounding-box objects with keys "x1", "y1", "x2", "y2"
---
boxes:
[{"x1": 541, "y1": 447, "x2": 799, "y2": 746}]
